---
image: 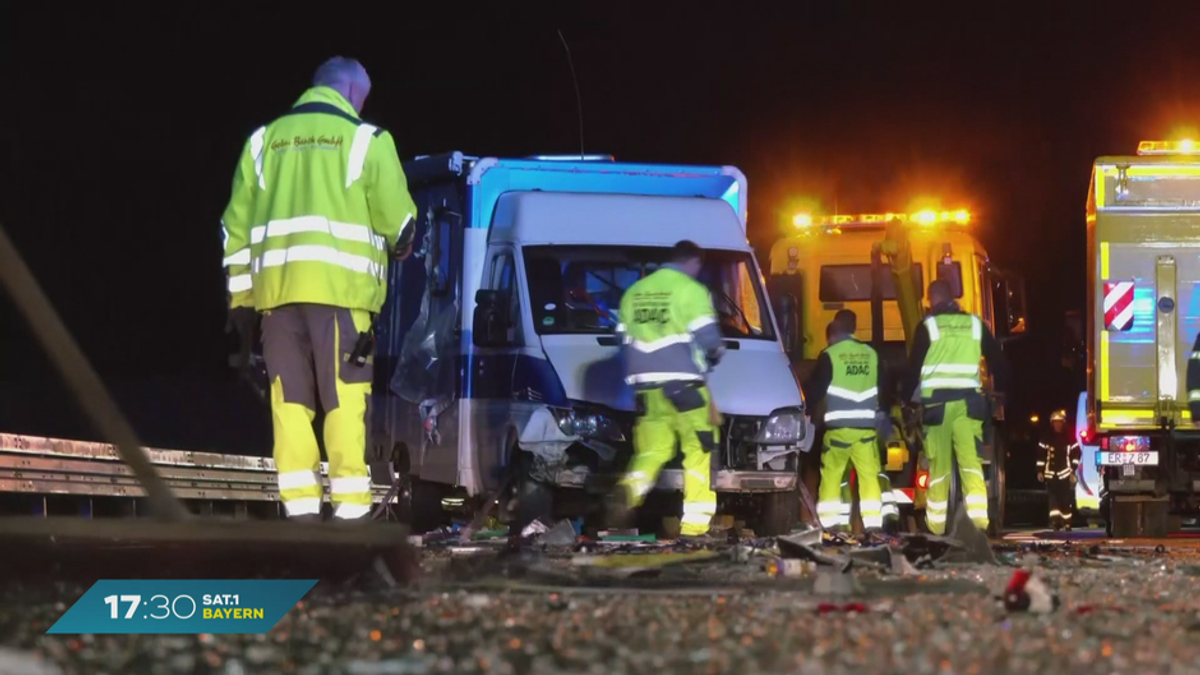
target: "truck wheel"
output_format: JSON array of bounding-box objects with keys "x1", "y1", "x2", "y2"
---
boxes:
[
  {"x1": 987, "y1": 435, "x2": 1008, "y2": 538},
  {"x1": 754, "y1": 489, "x2": 800, "y2": 536},
  {"x1": 1109, "y1": 497, "x2": 1174, "y2": 538},
  {"x1": 406, "y1": 478, "x2": 450, "y2": 534},
  {"x1": 946, "y1": 456, "x2": 963, "y2": 531}
]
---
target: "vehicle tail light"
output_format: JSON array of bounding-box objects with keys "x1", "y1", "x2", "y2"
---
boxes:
[
  {"x1": 916, "y1": 471, "x2": 929, "y2": 490},
  {"x1": 1081, "y1": 423, "x2": 1097, "y2": 445},
  {"x1": 1111, "y1": 436, "x2": 1149, "y2": 453},
  {"x1": 1100, "y1": 436, "x2": 1108, "y2": 450}
]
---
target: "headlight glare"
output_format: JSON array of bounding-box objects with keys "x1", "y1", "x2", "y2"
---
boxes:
[
  {"x1": 754, "y1": 406, "x2": 806, "y2": 446},
  {"x1": 552, "y1": 408, "x2": 626, "y2": 442}
]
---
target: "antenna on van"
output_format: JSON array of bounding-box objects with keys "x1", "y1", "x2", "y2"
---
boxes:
[{"x1": 557, "y1": 29, "x2": 585, "y2": 159}]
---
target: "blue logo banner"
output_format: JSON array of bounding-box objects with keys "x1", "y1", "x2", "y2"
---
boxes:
[{"x1": 47, "y1": 580, "x2": 317, "y2": 634}]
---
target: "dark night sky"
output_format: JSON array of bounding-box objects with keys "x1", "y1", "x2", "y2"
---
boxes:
[{"x1": 5, "y1": 2, "x2": 1200, "y2": 453}]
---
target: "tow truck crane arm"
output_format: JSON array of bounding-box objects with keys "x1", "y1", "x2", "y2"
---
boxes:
[{"x1": 871, "y1": 218, "x2": 925, "y2": 356}]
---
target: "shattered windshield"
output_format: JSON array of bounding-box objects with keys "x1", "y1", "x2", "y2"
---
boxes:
[{"x1": 522, "y1": 245, "x2": 775, "y2": 340}]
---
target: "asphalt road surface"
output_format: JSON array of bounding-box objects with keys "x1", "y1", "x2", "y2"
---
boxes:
[{"x1": 5, "y1": 530, "x2": 1200, "y2": 675}]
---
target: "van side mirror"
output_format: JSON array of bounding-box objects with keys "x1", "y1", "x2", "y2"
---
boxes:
[
  {"x1": 993, "y1": 271, "x2": 1028, "y2": 342},
  {"x1": 472, "y1": 289, "x2": 512, "y2": 347}
]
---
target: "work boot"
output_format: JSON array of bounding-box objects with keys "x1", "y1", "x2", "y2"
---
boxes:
[
  {"x1": 604, "y1": 486, "x2": 636, "y2": 530},
  {"x1": 679, "y1": 532, "x2": 720, "y2": 546},
  {"x1": 333, "y1": 509, "x2": 374, "y2": 526}
]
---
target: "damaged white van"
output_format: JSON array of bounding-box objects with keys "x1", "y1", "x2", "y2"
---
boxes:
[{"x1": 371, "y1": 152, "x2": 809, "y2": 535}]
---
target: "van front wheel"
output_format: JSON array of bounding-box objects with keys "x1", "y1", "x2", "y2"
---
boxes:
[
  {"x1": 513, "y1": 450, "x2": 555, "y2": 535},
  {"x1": 754, "y1": 489, "x2": 800, "y2": 536}
]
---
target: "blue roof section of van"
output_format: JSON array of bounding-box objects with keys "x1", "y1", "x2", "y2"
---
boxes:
[{"x1": 402, "y1": 153, "x2": 745, "y2": 230}]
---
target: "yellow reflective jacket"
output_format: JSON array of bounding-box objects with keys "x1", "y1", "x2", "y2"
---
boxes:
[
  {"x1": 617, "y1": 267, "x2": 723, "y2": 387},
  {"x1": 221, "y1": 86, "x2": 418, "y2": 312}
]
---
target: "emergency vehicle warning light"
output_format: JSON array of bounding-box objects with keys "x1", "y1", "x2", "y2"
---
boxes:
[
  {"x1": 791, "y1": 209, "x2": 970, "y2": 230},
  {"x1": 1137, "y1": 139, "x2": 1200, "y2": 155}
]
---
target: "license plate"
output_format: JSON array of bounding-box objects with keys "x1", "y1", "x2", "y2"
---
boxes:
[{"x1": 1096, "y1": 451, "x2": 1158, "y2": 466}]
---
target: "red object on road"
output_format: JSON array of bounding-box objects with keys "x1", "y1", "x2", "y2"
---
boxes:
[
  {"x1": 816, "y1": 602, "x2": 868, "y2": 614},
  {"x1": 1003, "y1": 568, "x2": 1059, "y2": 613}
]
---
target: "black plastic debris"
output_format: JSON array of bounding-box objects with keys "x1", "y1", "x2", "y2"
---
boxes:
[
  {"x1": 778, "y1": 524, "x2": 823, "y2": 549},
  {"x1": 943, "y1": 508, "x2": 999, "y2": 565},
  {"x1": 777, "y1": 534, "x2": 852, "y2": 567}
]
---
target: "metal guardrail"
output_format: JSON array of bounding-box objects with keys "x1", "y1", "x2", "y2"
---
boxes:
[{"x1": 0, "y1": 434, "x2": 392, "y2": 507}]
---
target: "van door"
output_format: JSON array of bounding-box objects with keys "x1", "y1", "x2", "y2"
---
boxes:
[
  {"x1": 470, "y1": 244, "x2": 524, "y2": 491},
  {"x1": 383, "y1": 205, "x2": 464, "y2": 486}
]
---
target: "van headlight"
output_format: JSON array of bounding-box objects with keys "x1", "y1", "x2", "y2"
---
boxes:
[
  {"x1": 754, "y1": 406, "x2": 806, "y2": 446},
  {"x1": 551, "y1": 407, "x2": 626, "y2": 442}
]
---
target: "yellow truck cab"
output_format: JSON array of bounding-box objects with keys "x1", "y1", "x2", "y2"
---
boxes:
[
  {"x1": 1086, "y1": 139, "x2": 1200, "y2": 537},
  {"x1": 768, "y1": 211, "x2": 999, "y2": 360},
  {"x1": 766, "y1": 210, "x2": 1028, "y2": 532}
]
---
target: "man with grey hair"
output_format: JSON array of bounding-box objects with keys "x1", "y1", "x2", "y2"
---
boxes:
[
  {"x1": 312, "y1": 57, "x2": 373, "y2": 117},
  {"x1": 221, "y1": 56, "x2": 418, "y2": 521}
]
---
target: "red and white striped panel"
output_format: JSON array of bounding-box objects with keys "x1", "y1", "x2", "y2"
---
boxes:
[{"x1": 1103, "y1": 281, "x2": 1135, "y2": 332}]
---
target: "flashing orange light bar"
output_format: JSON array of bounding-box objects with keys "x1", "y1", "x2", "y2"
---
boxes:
[
  {"x1": 1137, "y1": 139, "x2": 1200, "y2": 155},
  {"x1": 790, "y1": 209, "x2": 970, "y2": 230}
]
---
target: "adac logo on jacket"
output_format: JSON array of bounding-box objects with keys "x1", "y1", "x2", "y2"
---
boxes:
[{"x1": 834, "y1": 351, "x2": 872, "y2": 377}]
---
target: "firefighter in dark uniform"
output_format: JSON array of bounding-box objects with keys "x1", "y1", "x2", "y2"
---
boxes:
[{"x1": 1036, "y1": 409, "x2": 1081, "y2": 531}]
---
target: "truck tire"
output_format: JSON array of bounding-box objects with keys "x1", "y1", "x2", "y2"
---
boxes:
[
  {"x1": 755, "y1": 489, "x2": 800, "y2": 536},
  {"x1": 987, "y1": 455, "x2": 1007, "y2": 539},
  {"x1": 946, "y1": 455, "x2": 963, "y2": 532},
  {"x1": 1109, "y1": 497, "x2": 1175, "y2": 538},
  {"x1": 406, "y1": 478, "x2": 450, "y2": 534}
]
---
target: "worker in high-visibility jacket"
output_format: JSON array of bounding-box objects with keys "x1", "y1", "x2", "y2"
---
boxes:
[
  {"x1": 803, "y1": 313, "x2": 888, "y2": 531},
  {"x1": 903, "y1": 280, "x2": 1009, "y2": 534},
  {"x1": 606, "y1": 240, "x2": 726, "y2": 538},
  {"x1": 829, "y1": 309, "x2": 900, "y2": 529},
  {"x1": 221, "y1": 57, "x2": 418, "y2": 521},
  {"x1": 1037, "y1": 409, "x2": 1083, "y2": 531}
]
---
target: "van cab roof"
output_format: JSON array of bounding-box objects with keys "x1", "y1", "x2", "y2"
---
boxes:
[{"x1": 488, "y1": 191, "x2": 752, "y2": 251}]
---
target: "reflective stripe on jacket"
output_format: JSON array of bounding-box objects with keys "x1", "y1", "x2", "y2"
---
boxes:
[
  {"x1": 618, "y1": 267, "x2": 723, "y2": 388},
  {"x1": 823, "y1": 338, "x2": 879, "y2": 428},
  {"x1": 919, "y1": 313, "x2": 983, "y2": 399}
]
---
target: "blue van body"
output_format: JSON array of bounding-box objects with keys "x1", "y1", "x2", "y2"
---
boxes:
[{"x1": 370, "y1": 152, "x2": 805, "y2": 531}]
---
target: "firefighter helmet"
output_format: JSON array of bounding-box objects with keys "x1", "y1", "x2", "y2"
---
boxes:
[{"x1": 1050, "y1": 409, "x2": 1067, "y2": 423}]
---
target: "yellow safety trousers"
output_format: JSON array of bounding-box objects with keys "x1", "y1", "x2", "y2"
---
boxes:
[
  {"x1": 619, "y1": 386, "x2": 719, "y2": 536},
  {"x1": 923, "y1": 399, "x2": 988, "y2": 534}
]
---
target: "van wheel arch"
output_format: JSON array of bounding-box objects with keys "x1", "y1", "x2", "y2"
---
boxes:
[{"x1": 507, "y1": 432, "x2": 555, "y2": 534}]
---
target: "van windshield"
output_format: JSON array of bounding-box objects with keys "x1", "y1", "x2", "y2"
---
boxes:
[{"x1": 522, "y1": 245, "x2": 776, "y2": 340}]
